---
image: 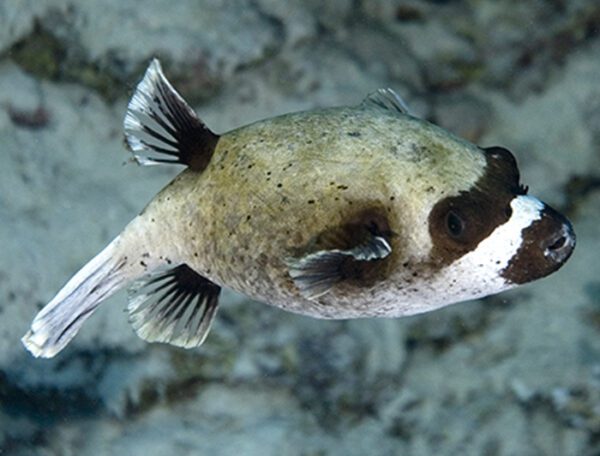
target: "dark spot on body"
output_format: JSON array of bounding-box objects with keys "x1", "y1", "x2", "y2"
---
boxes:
[
  {"x1": 347, "y1": 131, "x2": 361, "y2": 137},
  {"x1": 308, "y1": 199, "x2": 315, "y2": 204},
  {"x1": 140, "y1": 261, "x2": 147, "y2": 267},
  {"x1": 246, "y1": 215, "x2": 252, "y2": 221},
  {"x1": 390, "y1": 196, "x2": 395, "y2": 201},
  {"x1": 277, "y1": 183, "x2": 283, "y2": 188},
  {"x1": 337, "y1": 185, "x2": 349, "y2": 190},
  {"x1": 142, "y1": 252, "x2": 150, "y2": 258}
]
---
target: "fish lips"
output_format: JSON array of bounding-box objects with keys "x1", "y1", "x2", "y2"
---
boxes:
[{"x1": 502, "y1": 202, "x2": 576, "y2": 285}]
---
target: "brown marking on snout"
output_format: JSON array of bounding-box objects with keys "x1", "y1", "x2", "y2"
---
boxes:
[{"x1": 502, "y1": 204, "x2": 575, "y2": 284}]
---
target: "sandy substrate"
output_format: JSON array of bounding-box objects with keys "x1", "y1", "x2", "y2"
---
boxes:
[{"x1": 1, "y1": 1, "x2": 600, "y2": 455}]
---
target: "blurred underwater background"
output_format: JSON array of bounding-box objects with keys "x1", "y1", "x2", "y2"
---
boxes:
[{"x1": 1, "y1": 1, "x2": 600, "y2": 454}]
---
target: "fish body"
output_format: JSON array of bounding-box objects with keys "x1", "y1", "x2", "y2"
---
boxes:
[
  {"x1": 132, "y1": 105, "x2": 485, "y2": 317},
  {"x1": 22, "y1": 60, "x2": 575, "y2": 358}
]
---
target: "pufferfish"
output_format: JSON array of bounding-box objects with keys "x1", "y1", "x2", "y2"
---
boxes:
[{"x1": 22, "y1": 59, "x2": 575, "y2": 358}]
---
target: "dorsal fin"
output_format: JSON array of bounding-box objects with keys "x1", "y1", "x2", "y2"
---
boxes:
[
  {"x1": 361, "y1": 88, "x2": 413, "y2": 116},
  {"x1": 123, "y1": 58, "x2": 219, "y2": 171}
]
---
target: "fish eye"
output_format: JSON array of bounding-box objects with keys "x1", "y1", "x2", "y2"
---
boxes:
[{"x1": 446, "y1": 211, "x2": 465, "y2": 238}]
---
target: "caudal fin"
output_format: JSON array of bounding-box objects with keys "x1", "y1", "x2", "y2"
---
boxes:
[{"x1": 22, "y1": 236, "x2": 129, "y2": 358}]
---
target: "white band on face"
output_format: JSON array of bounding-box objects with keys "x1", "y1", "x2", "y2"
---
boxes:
[{"x1": 412, "y1": 195, "x2": 546, "y2": 313}]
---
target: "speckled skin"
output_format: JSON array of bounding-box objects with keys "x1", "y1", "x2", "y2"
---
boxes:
[{"x1": 118, "y1": 103, "x2": 487, "y2": 318}]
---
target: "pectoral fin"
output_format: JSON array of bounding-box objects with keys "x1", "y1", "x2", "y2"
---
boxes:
[
  {"x1": 286, "y1": 232, "x2": 392, "y2": 300},
  {"x1": 127, "y1": 264, "x2": 220, "y2": 349}
]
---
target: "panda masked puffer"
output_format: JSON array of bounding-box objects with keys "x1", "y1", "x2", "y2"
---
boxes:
[{"x1": 22, "y1": 59, "x2": 576, "y2": 358}]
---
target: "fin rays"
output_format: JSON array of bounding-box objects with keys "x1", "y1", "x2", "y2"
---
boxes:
[
  {"x1": 362, "y1": 88, "x2": 413, "y2": 116},
  {"x1": 22, "y1": 236, "x2": 128, "y2": 358},
  {"x1": 124, "y1": 58, "x2": 218, "y2": 170},
  {"x1": 287, "y1": 235, "x2": 392, "y2": 300},
  {"x1": 128, "y1": 264, "x2": 221, "y2": 349}
]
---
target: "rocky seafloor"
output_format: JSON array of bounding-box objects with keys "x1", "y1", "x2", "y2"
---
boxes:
[{"x1": 1, "y1": 1, "x2": 600, "y2": 455}]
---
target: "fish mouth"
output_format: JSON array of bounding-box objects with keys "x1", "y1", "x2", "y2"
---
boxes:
[{"x1": 501, "y1": 199, "x2": 576, "y2": 285}]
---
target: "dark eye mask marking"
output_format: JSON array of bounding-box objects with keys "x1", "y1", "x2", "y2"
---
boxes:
[{"x1": 428, "y1": 147, "x2": 521, "y2": 268}]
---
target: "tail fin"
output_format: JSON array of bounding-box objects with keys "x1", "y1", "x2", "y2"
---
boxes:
[{"x1": 22, "y1": 236, "x2": 129, "y2": 358}]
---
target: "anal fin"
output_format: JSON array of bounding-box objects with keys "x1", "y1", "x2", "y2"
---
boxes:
[{"x1": 127, "y1": 264, "x2": 221, "y2": 349}]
